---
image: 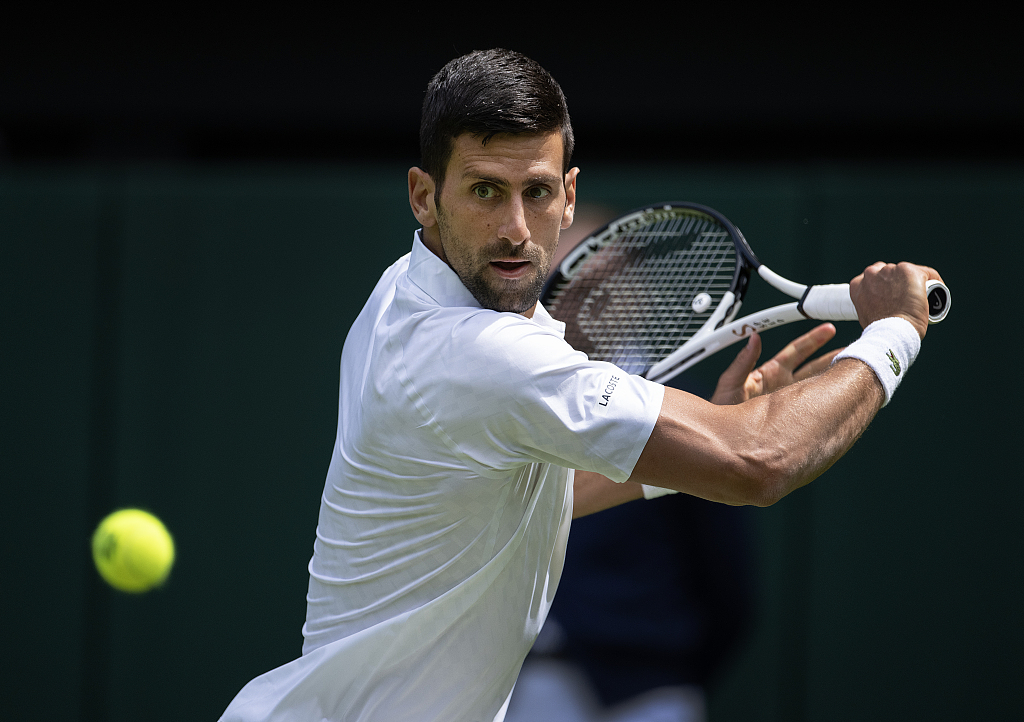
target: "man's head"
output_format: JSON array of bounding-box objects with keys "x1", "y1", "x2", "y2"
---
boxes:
[
  {"x1": 419, "y1": 48, "x2": 575, "y2": 192},
  {"x1": 409, "y1": 49, "x2": 579, "y2": 318}
]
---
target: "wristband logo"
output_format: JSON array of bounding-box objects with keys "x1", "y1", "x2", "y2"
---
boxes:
[{"x1": 886, "y1": 349, "x2": 901, "y2": 376}]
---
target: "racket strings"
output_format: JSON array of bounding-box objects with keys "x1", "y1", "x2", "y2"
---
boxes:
[{"x1": 546, "y1": 211, "x2": 738, "y2": 374}]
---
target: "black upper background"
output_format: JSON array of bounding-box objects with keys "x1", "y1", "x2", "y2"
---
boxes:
[{"x1": 2, "y1": 6, "x2": 1021, "y2": 165}]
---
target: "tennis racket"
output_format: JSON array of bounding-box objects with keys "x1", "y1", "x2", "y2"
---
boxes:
[{"x1": 541, "y1": 201, "x2": 950, "y2": 384}]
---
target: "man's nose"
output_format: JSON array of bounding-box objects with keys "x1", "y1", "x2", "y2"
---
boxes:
[{"x1": 498, "y1": 196, "x2": 530, "y2": 246}]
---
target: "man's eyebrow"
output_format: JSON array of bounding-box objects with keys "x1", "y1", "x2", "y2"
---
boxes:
[
  {"x1": 461, "y1": 172, "x2": 561, "y2": 188},
  {"x1": 462, "y1": 172, "x2": 511, "y2": 188},
  {"x1": 523, "y1": 174, "x2": 562, "y2": 187}
]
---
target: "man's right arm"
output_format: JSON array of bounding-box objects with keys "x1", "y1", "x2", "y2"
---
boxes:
[{"x1": 630, "y1": 260, "x2": 942, "y2": 507}]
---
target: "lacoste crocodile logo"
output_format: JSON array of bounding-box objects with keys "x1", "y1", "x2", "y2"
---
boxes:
[{"x1": 886, "y1": 349, "x2": 901, "y2": 376}]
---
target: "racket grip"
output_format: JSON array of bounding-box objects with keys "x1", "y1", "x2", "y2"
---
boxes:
[
  {"x1": 801, "y1": 280, "x2": 951, "y2": 324},
  {"x1": 799, "y1": 284, "x2": 859, "y2": 321}
]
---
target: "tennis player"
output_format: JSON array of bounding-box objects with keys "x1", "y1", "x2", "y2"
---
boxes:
[{"x1": 219, "y1": 49, "x2": 942, "y2": 722}]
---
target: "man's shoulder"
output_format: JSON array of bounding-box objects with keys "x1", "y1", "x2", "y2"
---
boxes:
[
  {"x1": 401, "y1": 298, "x2": 568, "y2": 363},
  {"x1": 376, "y1": 252, "x2": 414, "y2": 295}
]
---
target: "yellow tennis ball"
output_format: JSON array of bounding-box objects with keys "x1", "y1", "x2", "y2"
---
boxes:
[{"x1": 92, "y1": 509, "x2": 175, "y2": 593}]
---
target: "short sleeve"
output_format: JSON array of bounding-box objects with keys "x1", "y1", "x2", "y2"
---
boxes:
[{"x1": 395, "y1": 308, "x2": 665, "y2": 482}]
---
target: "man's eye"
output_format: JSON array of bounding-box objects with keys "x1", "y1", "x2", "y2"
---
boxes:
[
  {"x1": 474, "y1": 186, "x2": 497, "y2": 199},
  {"x1": 526, "y1": 187, "x2": 551, "y2": 199}
]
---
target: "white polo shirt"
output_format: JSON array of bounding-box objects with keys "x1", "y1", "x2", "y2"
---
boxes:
[{"x1": 220, "y1": 232, "x2": 664, "y2": 722}]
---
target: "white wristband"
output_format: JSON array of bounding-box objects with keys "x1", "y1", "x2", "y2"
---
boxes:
[
  {"x1": 832, "y1": 317, "x2": 921, "y2": 406},
  {"x1": 641, "y1": 484, "x2": 679, "y2": 500}
]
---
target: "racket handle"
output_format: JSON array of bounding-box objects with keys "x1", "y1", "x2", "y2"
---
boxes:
[
  {"x1": 800, "y1": 280, "x2": 951, "y2": 324},
  {"x1": 799, "y1": 284, "x2": 859, "y2": 321}
]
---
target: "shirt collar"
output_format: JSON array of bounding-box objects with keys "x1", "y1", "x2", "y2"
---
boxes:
[
  {"x1": 407, "y1": 230, "x2": 566, "y2": 336},
  {"x1": 408, "y1": 230, "x2": 481, "y2": 310}
]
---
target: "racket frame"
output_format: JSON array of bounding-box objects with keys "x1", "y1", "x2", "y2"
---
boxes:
[{"x1": 544, "y1": 201, "x2": 948, "y2": 385}]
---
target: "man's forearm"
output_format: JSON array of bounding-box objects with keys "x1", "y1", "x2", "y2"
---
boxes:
[
  {"x1": 631, "y1": 358, "x2": 885, "y2": 507},
  {"x1": 572, "y1": 471, "x2": 644, "y2": 518}
]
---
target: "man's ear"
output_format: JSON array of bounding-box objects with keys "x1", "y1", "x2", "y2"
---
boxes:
[
  {"x1": 408, "y1": 167, "x2": 437, "y2": 228},
  {"x1": 561, "y1": 167, "x2": 580, "y2": 230}
]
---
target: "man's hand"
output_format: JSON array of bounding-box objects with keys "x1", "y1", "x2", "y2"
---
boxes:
[
  {"x1": 710, "y1": 323, "x2": 840, "y2": 405},
  {"x1": 850, "y1": 262, "x2": 944, "y2": 339}
]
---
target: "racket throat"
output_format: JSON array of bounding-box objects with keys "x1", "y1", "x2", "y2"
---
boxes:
[
  {"x1": 690, "y1": 291, "x2": 741, "y2": 342},
  {"x1": 646, "y1": 292, "x2": 742, "y2": 383},
  {"x1": 646, "y1": 347, "x2": 711, "y2": 384}
]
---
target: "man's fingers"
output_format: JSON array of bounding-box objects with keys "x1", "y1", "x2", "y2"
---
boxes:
[
  {"x1": 909, "y1": 262, "x2": 943, "y2": 284},
  {"x1": 723, "y1": 333, "x2": 762, "y2": 381},
  {"x1": 770, "y1": 323, "x2": 837, "y2": 371},
  {"x1": 710, "y1": 333, "x2": 763, "y2": 405},
  {"x1": 852, "y1": 261, "x2": 942, "y2": 338},
  {"x1": 793, "y1": 348, "x2": 843, "y2": 382}
]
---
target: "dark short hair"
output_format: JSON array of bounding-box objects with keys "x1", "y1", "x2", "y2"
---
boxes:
[{"x1": 419, "y1": 49, "x2": 574, "y2": 190}]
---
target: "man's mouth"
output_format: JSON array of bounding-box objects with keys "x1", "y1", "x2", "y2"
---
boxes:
[{"x1": 490, "y1": 260, "x2": 532, "y2": 279}]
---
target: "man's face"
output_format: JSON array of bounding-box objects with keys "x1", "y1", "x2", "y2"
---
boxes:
[{"x1": 426, "y1": 132, "x2": 577, "y2": 316}]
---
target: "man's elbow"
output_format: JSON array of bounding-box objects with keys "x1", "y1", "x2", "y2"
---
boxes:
[
  {"x1": 743, "y1": 474, "x2": 787, "y2": 508},
  {"x1": 731, "y1": 452, "x2": 795, "y2": 508}
]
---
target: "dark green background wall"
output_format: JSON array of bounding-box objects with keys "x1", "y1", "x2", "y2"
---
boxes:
[{"x1": 2, "y1": 163, "x2": 1021, "y2": 720}]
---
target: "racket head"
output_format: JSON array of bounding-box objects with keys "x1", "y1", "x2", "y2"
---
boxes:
[{"x1": 541, "y1": 202, "x2": 759, "y2": 376}]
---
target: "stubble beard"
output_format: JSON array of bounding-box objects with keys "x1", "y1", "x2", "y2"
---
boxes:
[{"x1": 436, "y1": 208, "x2": 554, "y2": 314}]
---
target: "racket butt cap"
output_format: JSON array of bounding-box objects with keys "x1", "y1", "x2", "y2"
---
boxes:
[{"x1": 925, "y1": 280, "x2": 950, "y2": 323}]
